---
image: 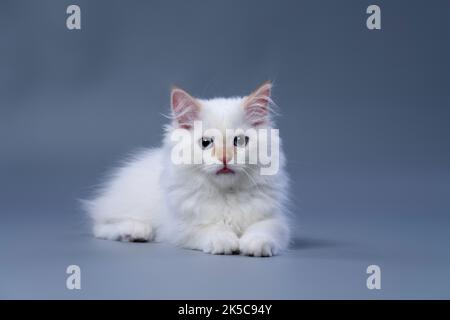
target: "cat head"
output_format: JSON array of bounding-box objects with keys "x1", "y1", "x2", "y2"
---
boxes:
[{"x1": 167, "y1": 81, "x2": 280, "y2": 186}]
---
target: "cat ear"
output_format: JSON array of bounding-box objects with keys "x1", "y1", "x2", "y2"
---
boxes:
[
  {"x1": 244, "y1": 81, "x2": 272, "y2": 126},
  {"x1": 171, "y1": 86, "x2": 200, "y2": 129}
]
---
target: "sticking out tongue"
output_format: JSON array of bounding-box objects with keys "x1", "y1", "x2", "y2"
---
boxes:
[{"x1": 216, "y1": 166, "x2": 234, "y2": 175}]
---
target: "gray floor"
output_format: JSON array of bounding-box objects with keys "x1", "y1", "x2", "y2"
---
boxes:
[{"x1": 1, "y1": 168, "x2": 449, "y2": 299}]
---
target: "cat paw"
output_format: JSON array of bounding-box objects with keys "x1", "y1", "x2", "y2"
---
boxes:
[
  {"x1": 239, "y1": 234, "x2": 278, "y2": 257},
  {"x1": 202, "y1": 231, "x2": 240, "y2": 255},
  {"x1": 94, "y1": 220, "x2": 154, "y2": 242}
]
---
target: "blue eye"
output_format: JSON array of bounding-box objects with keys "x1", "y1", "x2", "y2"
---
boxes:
[
  {"x1": 200, "y1": 137, "x2": 214, "y2": 149},
  {"x1": 233, "y1": 135, "x2": 249, "y2": 147}
]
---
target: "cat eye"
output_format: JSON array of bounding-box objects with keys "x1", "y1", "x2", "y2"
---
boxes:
[
  {"x1": 199, "y1": 137, "x2": 214, "y2": 150},
  {"x1": 233, "y1": 135, "x2": 249, "y2": 148}
]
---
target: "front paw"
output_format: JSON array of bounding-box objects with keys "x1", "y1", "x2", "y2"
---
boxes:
[
  {"x1": 239, "y1": 234, "x2": 278, "y2": 257},
  {"x1": 202, "y1": 231, "x2": 239, "y2": 255}
]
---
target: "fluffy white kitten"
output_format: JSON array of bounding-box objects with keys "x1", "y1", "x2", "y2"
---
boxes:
[{"x1": 85, "y1": 81, "x2": 290, "y2": 257}]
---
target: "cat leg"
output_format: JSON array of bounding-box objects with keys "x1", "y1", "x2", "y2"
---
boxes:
[
  {"x1": 239, "y1": 218, "x2": 290, "y2": 257},
  {"x1": 182, "y1": 224, "x2": 240, "y2": 255},
  {"x1": 93, "y1": 219, "x2": 154, "y2": 242}
]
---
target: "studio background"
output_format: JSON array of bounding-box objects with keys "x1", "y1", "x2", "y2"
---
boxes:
[{"x1": 1, "y1": 0, "x2": 449, "y2": 299}]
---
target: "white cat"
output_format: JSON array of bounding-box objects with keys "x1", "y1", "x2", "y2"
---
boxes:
[{"x1": 84, "y1": 81, "x2": 290, "y2": 257}]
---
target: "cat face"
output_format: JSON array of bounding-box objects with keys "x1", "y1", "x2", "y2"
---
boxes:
[{"x1": 168, "y1": 82, "x2": 278, "y2": 184}]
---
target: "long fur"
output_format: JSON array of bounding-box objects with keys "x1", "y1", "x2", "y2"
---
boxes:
[{"x1": 84, "y1": 85, "x2": 290, "y2": 257}]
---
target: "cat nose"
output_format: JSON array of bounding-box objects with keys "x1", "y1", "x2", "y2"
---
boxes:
[
  {"x1": 216, "y1": 147, "x2": 232, "y2": 165},
  {"x1": 224, "y1": 149, "x2": 233, "y2": 164}
]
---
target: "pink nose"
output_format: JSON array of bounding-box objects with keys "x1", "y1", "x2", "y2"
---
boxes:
[
  {"x1": 215, "y1": 147, "x2": 232, "y2": 165},
  {"x1": 222, "y1": 149, "x2": 233, "y2": 165}
]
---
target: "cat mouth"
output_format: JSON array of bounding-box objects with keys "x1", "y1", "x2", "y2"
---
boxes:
[{"x1": 216, "y1": 167, "x2": 235, "y2": 175}]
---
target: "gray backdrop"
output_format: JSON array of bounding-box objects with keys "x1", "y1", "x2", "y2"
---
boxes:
[{"x1": 1, "y1": 0, "x2": 449, "y2": 299}]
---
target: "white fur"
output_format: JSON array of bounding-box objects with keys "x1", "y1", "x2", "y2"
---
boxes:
[{"x1": 84, "y1": 88, "x2": 290, "y2": 257}]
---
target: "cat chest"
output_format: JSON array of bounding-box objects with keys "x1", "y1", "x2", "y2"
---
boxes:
[{"x1": 199, "y1": 193, "x2": 269, "y2": 233}]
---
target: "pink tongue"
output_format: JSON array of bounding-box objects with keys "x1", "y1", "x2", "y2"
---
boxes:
[{"x1": 217, "y1": 167, "x2": 234, "y2": 174}]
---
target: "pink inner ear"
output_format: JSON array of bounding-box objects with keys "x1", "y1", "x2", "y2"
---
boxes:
[
  {"x1": 245, "y1": 84, "x2": 271, "y2": 126},
  {"x1": 171, "y1": 89, "x2": 199, "y2": 129}
]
